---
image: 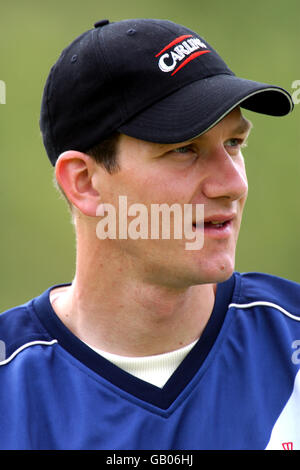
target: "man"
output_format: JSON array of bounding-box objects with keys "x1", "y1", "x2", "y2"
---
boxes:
[{"x1": 0, "y1": 18, "x2": 299, "y2": 450}]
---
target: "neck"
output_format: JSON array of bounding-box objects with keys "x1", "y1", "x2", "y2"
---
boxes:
[
  {"x1": 50, "y1": 230, "x2": 216, "y2": 357},
  {"x1": 52, "y1": 279, "x2": 216, "y2": 358}
]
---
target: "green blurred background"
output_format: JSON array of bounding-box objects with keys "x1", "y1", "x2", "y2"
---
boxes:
[{"x1": 0, "y1": 0, "x2": 299, "y2": 311}]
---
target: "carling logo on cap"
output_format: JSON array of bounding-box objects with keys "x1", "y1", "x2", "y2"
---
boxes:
[{"x1": 155, "y1": 35, "x2": 211, "y2": 76}]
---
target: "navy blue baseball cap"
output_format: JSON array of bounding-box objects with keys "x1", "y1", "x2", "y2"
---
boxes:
[{"x1": 40, "y1": 18, "x2": 294, "y2": 166}]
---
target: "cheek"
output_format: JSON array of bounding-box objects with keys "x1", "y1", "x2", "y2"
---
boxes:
[
  {"x1": 239, "y1": 156, "x2": 248, "y2": 192},
  {"x1": 117, "y1": 170, "x2": 188, "y2": 205},
  {"x1": 239, "y1": 177, "x2": 248, "y2": 211}
]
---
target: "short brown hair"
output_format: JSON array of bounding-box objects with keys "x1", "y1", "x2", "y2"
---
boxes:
[
  {"x1": 54, "y1": 132, "x2": 121, "y2": 211},
  {"x1": 85, "y1": 132, "x2": 121, "y2": 173}
]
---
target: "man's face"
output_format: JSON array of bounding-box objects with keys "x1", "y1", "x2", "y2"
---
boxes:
[{"x1": 94, "y1": 107, "x2": 250, "y2": 288}]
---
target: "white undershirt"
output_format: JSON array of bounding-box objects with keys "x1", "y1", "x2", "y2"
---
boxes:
[{"x1": 86, "y1": 340, "x2": 199, "y2": 388}]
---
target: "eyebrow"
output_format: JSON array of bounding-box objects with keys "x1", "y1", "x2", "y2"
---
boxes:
[{"x1": 232, "y1": 117, "x2": 253, "y2": 135}]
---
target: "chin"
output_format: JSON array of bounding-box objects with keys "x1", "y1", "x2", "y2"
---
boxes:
[{"x1": 187, "y1": 252, "x2": 236, "y2": 286}]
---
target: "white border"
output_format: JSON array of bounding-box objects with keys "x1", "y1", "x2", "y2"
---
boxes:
[
  {"x1": 229, "y1": 301, "x2": 300, "y2": 322},
  {"x1": 0, "y1": 339, "x2": 58, "y2": 366},
  {"x1": 194, "y1": 87, "x2": 294, "y2": 138}
]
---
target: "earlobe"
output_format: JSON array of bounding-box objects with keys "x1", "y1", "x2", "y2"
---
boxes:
[{"x1": 55, "y1": 151, "x2": 100, "y2": 216}]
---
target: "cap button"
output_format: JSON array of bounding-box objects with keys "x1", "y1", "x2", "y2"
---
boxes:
[{"x1": 94, "y1": 19, "x2": 109, "y2": 28}]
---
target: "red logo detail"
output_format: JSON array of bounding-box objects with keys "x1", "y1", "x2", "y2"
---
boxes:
[
  {"x1": 155, "y1": 35, "x2": 193, "y2": 57},
  {"x1": 171, "y1": 50, "x2": 210, "y2": 76},
  {"x1": 282, "y1": 442, "x2": 293, "y2": 450}
]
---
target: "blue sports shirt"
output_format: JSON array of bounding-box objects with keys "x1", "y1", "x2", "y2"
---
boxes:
[{"x1": 0, "y1": 271, "x2": 300, "y2": 450}]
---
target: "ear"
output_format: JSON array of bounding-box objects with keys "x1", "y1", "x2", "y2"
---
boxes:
[{"x1": 55, "y1": 151, "x2": 100, "y2": 217}]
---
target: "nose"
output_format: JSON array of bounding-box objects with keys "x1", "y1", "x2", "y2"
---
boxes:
[{"x1": 201, "y1": 146, "x2": 248, "y2": 202}]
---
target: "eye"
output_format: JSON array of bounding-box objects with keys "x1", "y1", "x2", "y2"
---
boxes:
[
  {"x1": 225, "y1": 138, "x2": 242, "y2": 147},
  {"x1": 172, "y1": 144, "x2": 199, "y2": 158},
  {"x1": 173, "y1": 145, "x2": 194, "y2": 154},
  {"x1": 225, "y1": 138, "x2": 247, "y2": 152},
  {"x1": 169, "y1": 145, "x2": 199, "y2": 164}
]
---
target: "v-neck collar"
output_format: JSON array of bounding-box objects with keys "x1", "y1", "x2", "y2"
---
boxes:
[{"x1": 33, "y1": 274, "x2": 236, "y2": 410}]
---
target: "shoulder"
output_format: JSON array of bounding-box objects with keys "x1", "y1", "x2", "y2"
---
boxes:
[
  {"x1": 0, "y1": 288, "x2": 56, "y2": 361},
  {"x1": 232, "y1": 271, "x2": 300, "y2": 320}
]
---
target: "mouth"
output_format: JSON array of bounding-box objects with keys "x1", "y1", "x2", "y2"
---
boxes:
[{"x1": 192, "y1": 215, "x2": 235, "y2": 237}]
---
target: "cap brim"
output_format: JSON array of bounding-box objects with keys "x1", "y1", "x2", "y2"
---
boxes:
[{"x1": 118, "y1": 74, "x2": 294, "y2": 143}]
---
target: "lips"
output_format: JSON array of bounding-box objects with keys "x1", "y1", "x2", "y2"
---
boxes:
[
  {"x1": 204, "y1": 220, "x2": 227, "y2": 228},
  {"x1": 193, "y1": 214, "x2": 235, "y2": 228}
]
